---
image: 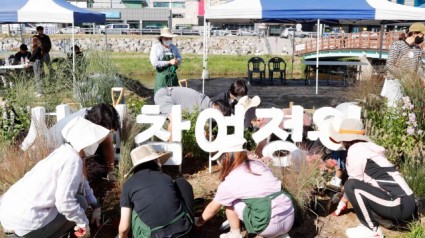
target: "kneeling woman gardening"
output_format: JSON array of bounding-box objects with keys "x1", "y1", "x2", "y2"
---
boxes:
[
  {"x1": 195, "y1": 136, "x2": 295, "y2": 238},
  {"x1": 0, "y1": 117, "x2": 110, "y2": 238}
]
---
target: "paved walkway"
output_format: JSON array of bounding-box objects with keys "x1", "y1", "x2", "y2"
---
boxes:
[{"x1": 187, "y1": 78, "x2": 350, "y2": 109}]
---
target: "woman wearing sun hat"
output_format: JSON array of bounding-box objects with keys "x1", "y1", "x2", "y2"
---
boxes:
[
  {"x1": 327, "y1": 118, "x2": 416, "y2": 238},
  {"x1": 0, "y1": 117, "x2": 111, "y2": 238},
  {"x1": 150, "y1": 27, "x2": 183, "y2": 93},
  {"x1": 195, "y1": 135, "x2": 294, "y2": 238},
  {"x1": 118, "y1": 144, "x2": 194, "y2": 238}
]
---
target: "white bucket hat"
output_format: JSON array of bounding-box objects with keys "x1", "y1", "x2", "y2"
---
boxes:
[
  {"x1": 160, "y1": 27, "x2": 176, "y2": 38},
  {"x1": 236, "y1": 95, "x2": 261, "y2": 113},
  {"x1": 61, "y1": 117, "x2": 110, "y2": 154},
  {"x1": 211, "y1": 135, "x2": 247, "y2": 161},
  {"x1": 126, "y1": 144, "x2": 172, "y2": 177},
  {"x1": 329, "y1": 118, "x2": 370, "y2": 143}
]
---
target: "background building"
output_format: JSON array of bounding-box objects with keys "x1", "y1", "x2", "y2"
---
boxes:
[
  {"x1": 68, "y1": 0, "x2": 203, "y2": 28},
  {"x1": 387, "y1": 0, "x2": 425, "y2": 6}
]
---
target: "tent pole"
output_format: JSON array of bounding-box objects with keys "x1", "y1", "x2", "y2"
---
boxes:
[
  {"x1": 202, "y1": 20, "x2": 207, "y2": 94},
  {"x1": 19, "y1": 23, "x2": 24, "y2": 43},
  {"x1": 291, "y1": 30, "x2": 295, "y2": 80},
  {"x1": 72, "y1": 21, "x2": 76, "y2": 85},
  {"x1": 204, "y1": 0, "x2": 212, "y2": 174},
  {"x1": 316, "y1": 19, "x2": 320, "y2": 95}
]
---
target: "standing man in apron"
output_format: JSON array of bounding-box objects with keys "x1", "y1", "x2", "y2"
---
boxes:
[{"x1": 150, "y1": 27, "x2": 182, "y2": 93}]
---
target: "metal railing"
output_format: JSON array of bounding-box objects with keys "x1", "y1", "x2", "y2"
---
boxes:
[{"x1": 296, "y1": 31, "x2": 401, "y2": 55}]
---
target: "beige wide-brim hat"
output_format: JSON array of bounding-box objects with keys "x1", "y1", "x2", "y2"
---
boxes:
[
  {"x1": 409, "y1": 22, "x2": 425, "y2": 34},
  {"x1": 125, "y1": 144, "x2": 172, "y2": 177},
  {"x1": 211, "y1": 135, "x2": 247, "y2": 161},
  {"x1": 160, "y1": 28, "x2": 177, "y2": 38},
  {"x1": 321, "y1": 117, "x2": 370, "y2": 145},
  {"x1": 237, "y1": 95, "x2": 261, "y2": 113},
  {"x1": 61, "y1": 117, "x2": 110, "y2": 153}
]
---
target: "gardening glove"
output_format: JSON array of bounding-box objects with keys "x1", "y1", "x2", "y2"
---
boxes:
[
  {"x1": 91, "y1": 207, "x2": 102, "y2": 227},
  {"x1": 107, "y1": 171, "x2": 118, "y2": 182},
  {"x1": 74, "y1": 226, "x2": 90, "y2": 238}
]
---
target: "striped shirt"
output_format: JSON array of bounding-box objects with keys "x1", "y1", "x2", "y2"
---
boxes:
[{"x1": 385, "y1": 40, "x2": 425, "y2": 81}]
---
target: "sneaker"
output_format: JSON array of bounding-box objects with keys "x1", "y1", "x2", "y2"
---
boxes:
[
  {"x1": 219, "y1": 231, "x2": 242, "y2": 238},
  {"x1": 346, "y1": 224, "x2": 383, "y2": 238}
]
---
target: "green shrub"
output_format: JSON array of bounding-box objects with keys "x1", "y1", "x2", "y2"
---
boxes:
[
  {"x1": 400, "y1": 155, "x2": 425, "y2": 197},
  {"x1": 363, "y1": 95, "x2": 424, "y2": 166},
  {"x1": 401, "y1": 77, "x2": 425, "y2": 129},
  {"x1": 181, "y1": 109, "x2": 206, "y2": 158},
  {"x1": 398, "y1": 221, "x2": 425, "y2": 238},
  {"x1": 0, "y1": 79, "x2": 34, "y2": 142},
  {"x1": 126, "y1": 95, "x2": 146, "y2": 117}
]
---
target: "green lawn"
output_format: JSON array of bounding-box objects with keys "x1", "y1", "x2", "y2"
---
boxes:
[{"x1": 110, "y1": 53, "x2": 304, "y2": 87}]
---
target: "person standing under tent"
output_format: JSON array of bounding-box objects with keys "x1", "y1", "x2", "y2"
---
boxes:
[
  {"x1": 150, "y1": 27, "x2": 182, "y2": 93},
  {"x1": 383, "y1": 22, "x2": 425, "y2": 107},
  {"x1": 34, "y1": 26, "x2": 53, "y2": 77}
]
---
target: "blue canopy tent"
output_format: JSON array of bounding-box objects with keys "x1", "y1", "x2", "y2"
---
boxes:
[
  {"x1": 0, "y1": 0, "x2": 106, "y2": 81},
  {"x1": 204, "y1": 0, "x2": 425, "y2": 94}
]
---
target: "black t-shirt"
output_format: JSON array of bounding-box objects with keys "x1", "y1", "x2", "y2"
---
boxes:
[
  {"x1": 121, "y1": 169, "x2": 190, "y2": 236},
  {"x1": 13, "y1": 51, "x2": 31, "y2": 65}
]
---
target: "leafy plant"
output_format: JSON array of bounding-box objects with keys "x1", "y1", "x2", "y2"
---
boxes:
[
  {"x1": 126, "y1": 95, "x2": 146, "y2": 117},
  {"x1": 363, "y1": 95, "x2": 424, "y2": 165},
  {"x1": 398, "y1": 221, "x2": 425, "y2": 238},
  {"x1": 401, "y1": 77, "x2": 425, "y2": 129},
  {"x1": 181, "y1": 108, "x2": 206, "y2": 158},
  {"x1": 400, "y1": 155, "x2": 425, "y2": 197}
]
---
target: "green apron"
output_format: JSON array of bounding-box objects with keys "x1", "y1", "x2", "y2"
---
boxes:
[
  {"x1": 154, "y1": 49, "x2": 179, "y2": 93},
  {"x1": 242, "y1": 191, "x2": 285, "y2": 234}
]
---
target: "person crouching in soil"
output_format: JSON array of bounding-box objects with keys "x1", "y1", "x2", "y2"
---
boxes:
[
  {"x1": 195, "y1": 135, "x2": 295, "y2": 238},
  {"x1": 327, "y1": 118, "x2": 416, "y2": 238},
  {"x1": 118, "y1": 145, "x2": 194, "y2": 238},
  {"x1": 0, "y1": 117, "x2": 111, "y2": 238}
]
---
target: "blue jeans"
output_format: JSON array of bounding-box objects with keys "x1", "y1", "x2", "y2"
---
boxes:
[{"x1": 32, "y1": 59, "x2": 42, "y2": 94}]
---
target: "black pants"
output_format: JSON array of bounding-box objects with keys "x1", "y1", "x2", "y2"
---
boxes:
[{"x1": 344, "y1": 179, "x2": 416, "y2": 229}]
